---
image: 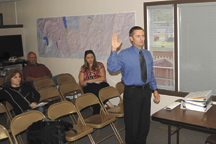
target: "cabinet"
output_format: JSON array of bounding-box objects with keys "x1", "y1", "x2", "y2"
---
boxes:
[{"x1": 0, "y1": 60, "x2": 27, "y2": 76}]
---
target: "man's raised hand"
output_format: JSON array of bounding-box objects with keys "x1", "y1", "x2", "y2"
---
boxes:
[{"x1": 112, "y1": 33, "x2": 122, "y2": 51}]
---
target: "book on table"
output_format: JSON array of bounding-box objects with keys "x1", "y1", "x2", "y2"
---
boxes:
[
  {"x1": 183, "y1": 98, "x2": 212, "y2": 107},
  {"x1": 181, "y1": 90, "x2": 213, "y2": 112},
  {"x1": 184, "y1": 90, "x2": 212, "y2": 102},
  {"x1": 181, "y1": 100, "x2": 212, "y2": 112}
]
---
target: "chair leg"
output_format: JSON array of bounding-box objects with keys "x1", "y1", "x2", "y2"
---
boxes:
[
  {"x1": 5, "y1": 113, "x2": 10, "y2": 125},
  {"x1": 69, "y1": 114, "x2": 77, "y2": 124},
  {"x1": 17, "y1": 134, "x2": 24, "y2": 144},
  {"x1": 119, "y1": 127, "x2": 125, "y2": 132},
  {"x1": 96, "y1": 129, "x2": 100, "y2": 137},
  {"x1": 90, "y1": 106, "x2": 93, "y2": 112},
  {"x1": 115, "y1": 118, "x2": 118, "y2": 127},
  {"x1": 87, "y1": 134, "x2": 96, "y2": 144},
  {"x1": 110, "y1": 123, "x2": 123, "y2": 144}
]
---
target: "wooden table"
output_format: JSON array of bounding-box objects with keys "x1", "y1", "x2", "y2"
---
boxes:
[{"x1": 152, "y1": 104, "x2": 216, "y2": 144}]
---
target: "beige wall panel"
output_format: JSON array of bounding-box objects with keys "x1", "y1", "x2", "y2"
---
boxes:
[{"x1": 0, "y1": 2, "x2": 16, "y2": 24}]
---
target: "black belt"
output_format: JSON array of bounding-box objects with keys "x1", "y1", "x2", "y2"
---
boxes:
[{"x1": 125, "y1": 83, "x2": 149, "y2": 90}]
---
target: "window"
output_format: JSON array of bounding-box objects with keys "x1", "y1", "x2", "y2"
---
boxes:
[
  {"x1": 144, "y1": 0, "x2": 216, "y2": 96},
  {"x1": 178, "y1": 2, "x2": 216, "y2": 94},
  {"x1": 147, "y1": 5, "x2": 175, "y2": 90}
]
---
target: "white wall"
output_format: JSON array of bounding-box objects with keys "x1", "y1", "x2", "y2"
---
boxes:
[
  {"x1": 0, "y1": 2, "x2": 16, "y2": 24},
  {"x1": 0, "y1": 0, "x2": 180, "y2": 114}
]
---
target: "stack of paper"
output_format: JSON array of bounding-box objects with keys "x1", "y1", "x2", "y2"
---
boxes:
[
  {"x1": 164, "y1": 102, "x2": 181, "y2": 110},
  {"x1": 181, "y1": 90, "x2": 213, "y2": 112}
]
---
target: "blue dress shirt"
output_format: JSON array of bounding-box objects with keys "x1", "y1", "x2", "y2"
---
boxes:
[{"x1": 107, "y1": 45, "x2": 157, "y2": 90}]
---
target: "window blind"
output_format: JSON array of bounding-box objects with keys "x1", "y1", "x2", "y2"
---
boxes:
[{"x1": 178, "y1": 2, "x2": 216, "y2": 94}]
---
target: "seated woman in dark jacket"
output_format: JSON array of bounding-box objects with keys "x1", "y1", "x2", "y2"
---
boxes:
[
  {"x1": 0, "y1": 68, "x2": 44, "y2": 115},
  {"x1": 79, "y1": 50, "x2": 114, "y2": 114}
]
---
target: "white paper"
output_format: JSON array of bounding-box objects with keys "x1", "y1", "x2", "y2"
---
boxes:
[
  {"x1": 87, "y1": 82, "x2": 100, "y2": 84},
  {"x1": 164, "y1": 102, "x2": 181, "y2": 110},
  {"x1": 33, "y1": 102, "x2": 48, "y2": 108}
]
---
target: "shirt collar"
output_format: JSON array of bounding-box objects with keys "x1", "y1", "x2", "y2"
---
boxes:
[
  {"x1": 27, "y1": 63, "x2": 38, "y2": 66},
  {"x1": 132, "y1": 45, "x2": 144, "y2": 55}
]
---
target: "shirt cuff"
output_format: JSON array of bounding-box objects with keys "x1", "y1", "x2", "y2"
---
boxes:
[
  {"x1": 111, "y1": 50, "x2": 117, "y2": 55},
  {"x1": 151, "y1": 89, "x2": 158, "y2": 93}
]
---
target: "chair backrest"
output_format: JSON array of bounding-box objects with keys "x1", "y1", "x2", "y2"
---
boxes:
[
  {"x1": 75, "y1": 93, "x2": 101, "y2": 112},
  {"x1": 115, "y1": 81, "x2": 125, "y2": 95},
  {"x1": 5, "y1": 101, "x2": 16, "y2": 120},
  {"x1": 47, "y1": 101, "x2": 78, "y2": 120},
  {"x1": 5, "y1": 101, "x2": 13, "y2": 112},
  {"x1": 0, "y1": 102, "x2": 9, "y2": 114},
  {"x1": 34, "y1": 77, "x2": 56, "y2": 91},
  {"x1": 0, "y1": 102, "x2": 12, "y2": 123},
  {"x1": 56, "y1": 73, "x2": 76, "y2": 86},
  {"x1": 59, "y1": 81, "x2": 83, "y2": 98},
  {"x1": 0, "y1": 125, "x2": 13, "y2": 143},
  {"x1": 10, "y1": 110, "x2": 45, "y2": 143},
  {"x1": 37, "y1": 86, "x2": 63, "y2": 102},
  {"x1": 99, "y1": 86, "x2": 123, "y2": 104}
]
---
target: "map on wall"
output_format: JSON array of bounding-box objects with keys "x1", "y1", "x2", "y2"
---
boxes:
[{"x1": 37, "y1": 12, "x2": 135, "y2": 60}]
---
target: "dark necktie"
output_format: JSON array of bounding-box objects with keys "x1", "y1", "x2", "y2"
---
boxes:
[{"x1": 139, "y1": 50, "x2": 147, "y2": 83}]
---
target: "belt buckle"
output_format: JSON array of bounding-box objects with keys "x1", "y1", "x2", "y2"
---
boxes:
[{"x1": 142, "y1": 85, "x2": 145, "y2": 90}]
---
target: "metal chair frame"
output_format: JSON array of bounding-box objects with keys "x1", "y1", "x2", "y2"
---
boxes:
[
  {"x1": 0, "y1": 125, "x2": 13, "y2": 143},
  {"x1": 75, "y1": 93, "x2": 123, "y2": 144},
  {"x1": 47, "y1": 101, "x2": 95, "y2": 144},
  {"x1": 56, "y1": 73, "x2": 76, "y2": 86},
  {"x1": 10, "y1": 110, "x2": 46, "y2": 144}
]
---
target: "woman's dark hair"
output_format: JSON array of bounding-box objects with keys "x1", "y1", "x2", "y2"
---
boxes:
[
  {"x1": 84, "y1": 50, "x2": 97, "y2": 71},
  {"x1": 3, "y1": 68, "x2": 24, "y2": 88}
]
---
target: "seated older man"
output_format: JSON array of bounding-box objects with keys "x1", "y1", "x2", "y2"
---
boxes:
[{"x1": 23, "y1": 51, "x2": 58, "y2": 85}]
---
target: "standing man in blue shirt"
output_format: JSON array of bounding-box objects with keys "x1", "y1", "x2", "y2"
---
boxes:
[{"x1": 107, "y1": 26, "x2": 160, "y2": 144}]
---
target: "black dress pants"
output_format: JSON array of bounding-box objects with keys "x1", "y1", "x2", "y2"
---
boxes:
[
  {"x1": 83, "y1": 82, "x2": 109, "y2": 115},
  {"x1": 123, "y1": 85, "x2": 152, "y2": 144}
]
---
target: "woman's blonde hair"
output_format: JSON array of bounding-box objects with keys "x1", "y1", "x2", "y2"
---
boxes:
[{"x1": 3, "y1": 68, "x2": 24, "y2": 88}]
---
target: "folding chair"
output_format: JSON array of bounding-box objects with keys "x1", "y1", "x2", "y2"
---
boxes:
[
  {"x1": 0, "y1": 102, "x2": 13, "y2": 130},
  {"x1": 59, "y1": 81, "x2": 93, "y2": 120},
  {"x1": 5, "y1": 101, "x2": 16, "y2": 119},
  {"x1": 59, "y1": 81, "x2": 83, "y2": 101},
  {"x1": 4, "y1": 102, "x2": 22, "y2": 144},
  {"x1": 47, "y1": 101, "x2": 95, "y2": 144},
  {"x1": 10, "y1": 110, "x2": 46, "y2": 144},
  {"x1": 34, "y1": 77, "x2": 56, "y2": 91},
  {"x1": 57, "y1": 73, "x2": 76, "y2": 86},
  {"x1": 115, "y1": 81, "x2": 125, "y2": 95},
  {"x1": 37, "y1": 86, "x2": 64, "y2": 102},
  {"x1": 99, "y1": 86, "x2": 124, "y2": 127},
  {"x1": 34, "y1": 77, "x2": 63, "y2": 102},
  {"x1": 75, "y1": 93, "x2": 123, "y2": 144},
  {"x1": 0, "y1": 125, "x2": 13, "y2": 143}
]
